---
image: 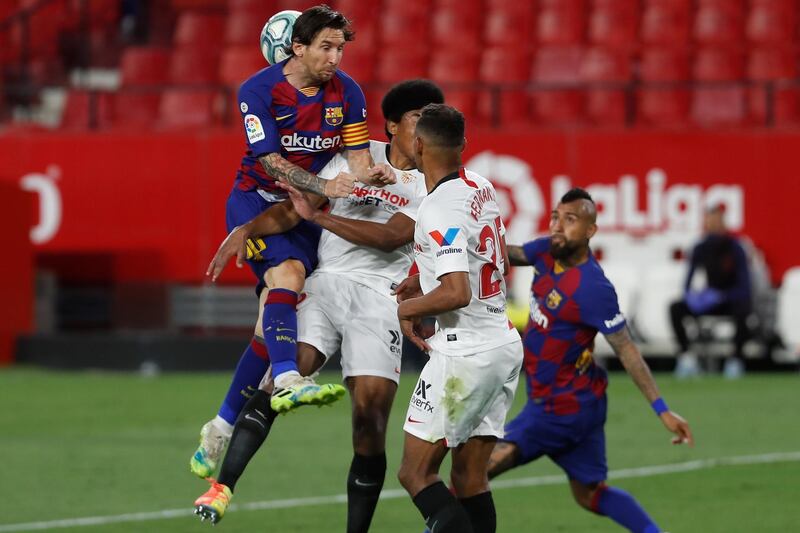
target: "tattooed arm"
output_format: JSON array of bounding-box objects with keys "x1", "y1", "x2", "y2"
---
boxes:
[
  {"x1": 605, "y1": 326, "x2": 694, "y2": 445},
  {"x1": 259, "y1": 152, "x2": 354, "y2": 198},
  {"x1": 507, "y1": 245, "x2": 531, "y2": 266}
]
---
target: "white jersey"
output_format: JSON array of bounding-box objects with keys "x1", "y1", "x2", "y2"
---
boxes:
[
  {"x1": 316, "y1": 141, "x2": 427, "y2": 296},
  {"x1": 413, "y1": 168, "x2": 521, "y2": 355}
]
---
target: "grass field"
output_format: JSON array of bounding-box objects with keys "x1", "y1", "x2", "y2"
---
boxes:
[{"x1": 1, "y1": 368, "x2": 798, "y2": 532}]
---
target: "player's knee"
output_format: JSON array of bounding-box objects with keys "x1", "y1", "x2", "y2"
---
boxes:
[
  {"x1": 266, "y1": 260, "x2": 306, "y2": 292},
  {"x1": 397, "y1": 462, "x2": 417, "y2": 491},
  {"x1": 572, "y1": 482, "x2": 601, "y2": 512}
]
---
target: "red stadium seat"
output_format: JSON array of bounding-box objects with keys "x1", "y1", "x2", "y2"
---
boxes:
[
  {"x1": 228, "y1": 0, "x2": 276, "y2": 14},
  {"x1": 478, "y1": 48, "x2": 530, "y2": 127},
  {"x1": 537, "y1": 5, "x2": 586, "y2": 46},
  {"x1": 588, "y1": 7, "x2": 639, "y2": 49},
  {"x1": 483, "y1": 3, "x2": 535, "y2": 47},
  {"x1": 219, "y1": 45, "x2": 264, "y2": 85},
  {"x1": 379, "y1": 9, "x2": 429, "y2": 46},
  {"x1": 376, "y1": 47, "x2": 428, "y2": 83},
  {"x1": 225, "y1": 11, "x2": 268, "y2": 46},
  {"x1": 640, "y1": 47, "x2": 691, "y2": 81},
  {"x1": 158, "y1": 89, "x2": 221, "y2": 128},
  {"x1": 693, "y1": 4, "x2": 743, "y2": 45},
  {"x1": 442, "y1": 89, "x2": 478, "y2": 125},
  {"x1": 336, "y1": 0, "x2": 381, "y2": 23},
  {"x1": 692, "y1": 47, "x2": 745, "y2": 126},
  {"x1": 694, "y1": 47, "x2": 744, "y2": 81},
  {"x1": 747, "y1": 47, "x2": 799, "y2": 126},
  {"x1": 531, "y1": 46, "x2": 585, "y2": 125},
  {"x1": 275, "y1": 0, "x2": 318, "y2": 12},
  {"x1": 431, "y1": 8, "x2": 482, "y2": 48},
  {"x1": 640, "y1": 4, "x2": 691, "y2": 45},
  {"x1": 691, "y1": 88, "x2": 746, "y2": 126},
  {"x1": 340, "y1": 47, "x2": 377, "y2": 83},
  {"x1": 61, "y1": 90, "x2": 113, "y2": 129},
  {"x1": 173, "y1": 12, "x2": 225, "y2": 49},
  {"x1": 637, "y1": 48, "x2": 691, "y2": 126},
  {"x1": 119, "y1": 47, "x2": 170, "y2": 85},
  {"x1": 746, "y1": 4, "x2": 796, "y2": 45},
  {"x1": 430, "y1": 50, "x2": 480, "y2": 83},
  {"x1": 169, "y1": 47, "x2": 220, "y2": 84},
  {"x1": 582, "y1": 47, "x2": 632, "y2": 125}
]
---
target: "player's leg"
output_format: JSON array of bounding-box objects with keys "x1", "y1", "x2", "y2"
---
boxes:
[
  {"x1": 558, "y1": 399, "x2": 662, "y2": 533},
  {"x1": 570, "y1": 480, "x2": 661, "y2": 533},
  {"x1": 191, "y1": 190, "x2": 275, "y2": 478},
  {"x1": 345, "y1": 375, "x2": 396, "y2": 533},
  {"x1": 263, "y1": 261, "x2": 345, "y2": 412},
  {"x1": 194, "y1": 342, "x2": 326, "y2": 523},
  {"x1": 486, "y1": 441, "x2": 521, "y2": 480},
  {"x1": 451, "y1": 436, "x2": 498, "y2": 533},
  {"x1": 398, "y1": 433, "x2": 473, "y2": 533},
  {"x1": 670, "y1": 299, "x2": 700, "y2": 378}
]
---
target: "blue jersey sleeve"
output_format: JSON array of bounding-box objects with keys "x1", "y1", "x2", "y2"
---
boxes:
[
  {"x1": 338, "y1": 71, "x2": 369, "y2": 150},
  {"x1": 521, "y1": 237, "x2": 551, "y2": 265},
  {"x1": 578, "y1": 275, "x2": 626, "y2": 335},
  {"x1": 238, "y1": 82, "x2": 281, "y2": 157}
]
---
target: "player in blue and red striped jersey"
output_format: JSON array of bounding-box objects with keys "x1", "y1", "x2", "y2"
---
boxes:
[
  {"x1": 487, "y1": 188, "x2": 694, "y2": 533},
  {"x1": 190, "y1": 5, "x2": 395, "y2": 480}
]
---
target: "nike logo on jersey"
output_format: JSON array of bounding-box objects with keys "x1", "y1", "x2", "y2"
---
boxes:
[
  {"x1": 353, "y1": 478, "x2": 380, "y2": 488},
  {"x1": 275, "y1": 113, "x2": 294, "y2": 121},
  {"x1": 407, "y1": 416, "x2": 424, "y2": 424}
]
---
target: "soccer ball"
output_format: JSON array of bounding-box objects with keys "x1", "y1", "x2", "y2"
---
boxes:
[{"x1": 260, "y1": 10, "x2": 301, "y2": 65}]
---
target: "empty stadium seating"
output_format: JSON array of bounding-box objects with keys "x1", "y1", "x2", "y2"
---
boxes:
[{"x1": 3, "y1": 0, "x2": 800, "y2": 130}]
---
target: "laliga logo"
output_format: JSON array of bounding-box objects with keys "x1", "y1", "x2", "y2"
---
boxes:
[
  {"x1": 465, "y1": 151, "x2": 744, "y2": 233},
  {"x1": 19, "y1": 165, "x2": 62, "y2": 244}
]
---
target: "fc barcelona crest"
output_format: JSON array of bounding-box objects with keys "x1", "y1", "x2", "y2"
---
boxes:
[
  {"x1": 546, "y1": 289, "x2": 563, "y2": 309},
  {"x1": 325, "y1": 106, "x2": 344, "y2": 126}
]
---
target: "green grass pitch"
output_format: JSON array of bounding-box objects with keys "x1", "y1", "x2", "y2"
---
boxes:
[{"x1": 0, "y1": 368, "x2": 797, "y2": 532}]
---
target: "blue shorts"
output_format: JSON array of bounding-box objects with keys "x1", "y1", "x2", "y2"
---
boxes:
[
  {"x1": 501, "y1": 396, "x2": 608, "y2": 485},
  {"x1": 225, "y1": 188, "x2": 321, "y2": 291}
]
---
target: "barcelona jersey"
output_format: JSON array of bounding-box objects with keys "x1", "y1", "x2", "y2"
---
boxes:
[
  {"x1": 521, "y1": 237, "x2": 626, "y2": 416},
  {"x1": 234, "y1": 59, "x2": 369, "y2": 198}
]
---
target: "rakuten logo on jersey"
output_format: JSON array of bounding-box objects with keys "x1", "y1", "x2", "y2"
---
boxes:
[
  {"x1": 530, "y1": 301, "x2": 549, "y2": 330},
  {"x1": 280, "y1": 132, "x2": 341, "y2": 152}
]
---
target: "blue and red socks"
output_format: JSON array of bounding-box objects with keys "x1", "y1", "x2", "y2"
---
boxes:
[
  {"x1": 216, "y1": 337, "x2": 270, "y2": 427},
  {"x1": 262, "y1": 288, "x2": 300, "y2": 385},
  {"x1": 591, "y1": 483, "x2": 661, "y2": 533}
]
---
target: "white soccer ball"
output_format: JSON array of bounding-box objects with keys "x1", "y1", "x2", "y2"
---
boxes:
[{"x1": 260, "y1": 10, "x2": 301, "y2": 65}]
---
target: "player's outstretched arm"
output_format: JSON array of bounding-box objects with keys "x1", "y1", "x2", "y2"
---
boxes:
[
  {"x1": 259, "y1": 152, "x2": 355, "y2": 198},
  {"x1": 507, "y1": 245, "x2": 532, "y2": 266},
  {"x1": 605, "y1": 327, "x2": 694, "y2": 446},
  {"x1": 344, "y1": 148, "x2": 396, "y2": 187},
  {"x1": 277, "y1": 181, "x2": 412, "y2": 252}
]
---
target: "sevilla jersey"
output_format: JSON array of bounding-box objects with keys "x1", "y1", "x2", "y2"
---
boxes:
[
  {"x1": 414, "y1": 168, "x2": 520, "y2": 356},
  {"x1": 314, "y1": 140, "x2": 427, "y2": 293},
  {"x1": 521, "y1": 237, "x2": 626, "y2": 416},
  {"x1": 235, "y1": 59, "x2": 369, "y2": 199}
]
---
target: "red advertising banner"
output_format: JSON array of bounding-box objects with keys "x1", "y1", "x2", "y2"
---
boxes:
[{"x1": 0, "y1": 129, "x2": 797, "y2": 285}]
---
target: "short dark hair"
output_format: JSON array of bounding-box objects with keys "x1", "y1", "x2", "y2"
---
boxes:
[
  {"x1": 416, "y1": 103, "x2": 464, "y2": 148},
  {"x1": 381, "y1": 80, "x2": 445, "y2": 139},
  {"x1": 560, "y1": 188, "x2": 594, "y2": 205},
  {"x1": 291, "y1": 4, "x2": 354, "y2": 51}
]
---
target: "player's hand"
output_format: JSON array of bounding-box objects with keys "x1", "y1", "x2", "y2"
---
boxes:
[
  {"x1": 206, "y1": 224, "x2": 251, "y2": 282},
  {"x1": 393, "y1": 274, "x2": 422, "y2": 303},
  {"x1": 660, "y1": 411, "x2": 694, "y2": 446},
  {"x1": 277, "y1": 182, "x2": 318, "y2": 221},
  {"x1": 324, "y1": 171, "x2": 356, "y2": 198},
  {"x1": 399, "y1": 315, "x2": 431, "y2": 353},
  {"x1": 362, "y1": 163, "x2": 397, "y2": 187}
]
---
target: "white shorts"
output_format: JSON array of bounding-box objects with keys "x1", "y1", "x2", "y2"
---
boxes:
[
  {"x1": 297, "y1": 273, "x2": 402, "y2": 383},
  {"x1": 403, "y1": 340, "x2": 523, "y2": 447}
]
